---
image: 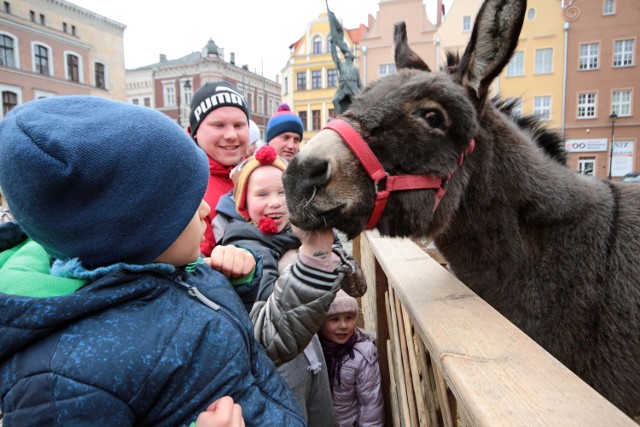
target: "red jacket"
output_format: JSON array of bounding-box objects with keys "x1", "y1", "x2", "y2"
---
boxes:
[{"x1": 201, "y1": 156, "x2": 234, "y2": 256}]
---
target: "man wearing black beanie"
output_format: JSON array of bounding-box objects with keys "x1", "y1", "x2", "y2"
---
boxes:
[{"x1": 187, "y1": 81, "x2": 250, "y2": 256}]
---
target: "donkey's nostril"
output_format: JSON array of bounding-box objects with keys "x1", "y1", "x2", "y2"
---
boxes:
[{"x1": 305, "y1": 156, "x2": 330, "y2": 185}]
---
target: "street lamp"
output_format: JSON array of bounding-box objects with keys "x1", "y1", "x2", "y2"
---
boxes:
[
  {"x1": 176, "y1": 78, "x2": 192, "y2": 128},
  {"x1": 182, "y1": 80, "x2": 192, "y2": 127},
  {"x1": 608, "y1": 111, "x2": 618, "y2": 180}
]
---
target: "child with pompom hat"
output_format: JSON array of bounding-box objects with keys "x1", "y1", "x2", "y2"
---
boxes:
[{"x1": 214, "y1": 144, "x2": 368, "y2": 426}]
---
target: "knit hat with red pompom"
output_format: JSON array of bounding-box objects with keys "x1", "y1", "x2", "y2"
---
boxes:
[
  {"x1": 266, "y1": 103, "x2": 304, "y2": 143},
  {"x1": 230, "y1": 145, "x2": 288, "y2": 231}
]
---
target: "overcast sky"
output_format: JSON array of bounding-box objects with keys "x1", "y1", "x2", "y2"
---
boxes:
[{"x1": 70, "y1": 0, "x2": 450, "y2": 80}]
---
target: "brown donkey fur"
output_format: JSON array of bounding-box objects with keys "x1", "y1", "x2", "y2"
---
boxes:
[{"x1": 283, "y1": 0, "x2": 640, "y2": 416}]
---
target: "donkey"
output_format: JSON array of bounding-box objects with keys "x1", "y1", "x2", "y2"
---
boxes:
[{"x1": 283, "y1": 0, "x2": 640, "y2": 416}]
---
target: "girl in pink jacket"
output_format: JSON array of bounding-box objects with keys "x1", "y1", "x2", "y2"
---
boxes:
[{"x1": 319, "y1": 291, "x2": 385, "y2": 426}]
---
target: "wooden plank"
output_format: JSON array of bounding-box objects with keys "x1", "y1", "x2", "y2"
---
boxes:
[
  {"x1": 387, "y1": 289, "x2": 412, "y2": 426},
  {"x1": 363, "y1": 231, "x2": 637, "y2": 426},
  {"x1": 402, "y1": 304, "x2": 432, "y2": 427},
  {"x1": 388, "y1": 339, "x2": 401, "y2": 427},
  {"x1": 395, "y1": 294, "x2": 419, "y2": 426}
]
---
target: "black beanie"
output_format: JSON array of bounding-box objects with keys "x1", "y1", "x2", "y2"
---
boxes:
[{"x1": 189, "y1": 81, "x2": 249, "y2": 137}]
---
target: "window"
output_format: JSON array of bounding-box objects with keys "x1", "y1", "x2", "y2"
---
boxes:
[
  {"x1": 95, "y1": 62, "x2": 105, "y2": 89},
  {"x1": 506, "y1": 51, "x2": 524, "y2": 77},
  {"x1": 63, "y1": 22, "x2": 67, "y2": 33},
  {"x1": 71, "y1": 25, "x2": 76, "y2": 36},
  {"x1": 4, "y1": 2, "x2": 10, "y2": 13},
  {"x1": 66, "y1": 54, "x2": 79, "y2": 82},
  {"x1": 144, "y1": 97, "x2": 151, "y2": 107},
  {"x1": 507, "y1": 97, "x2": 522, "y2": 116},
  {"x1": 312, "y1": 70, "x2": 322, "y2": 89},
  {"x1": 579, "y1": 43, "x2": 599, "y2": 70},
  {"x1": 39, "y1": 14, "x2": 44, "y2": 25},
  {"x1": 328, "y1": 69, "x2": 338, "y2": 87},
  {"x1": 29, "y1": 10, "x2": 35, "y2": 21},
  {"x1": 297, "y1": 72, "x2": 306, "y2": 90},
  {"x1": 257, "y1": 95, "x2": 264, "y2": 114},
  {"x1": 34, "y1": 44, "x2": 50, "y2": 76},
  {"x1": 328, "y1": 108, "x2": 336, "y2": 120},
  {"x1": 313, "y1": 36, "x2": 322, "y2": 54},
  {"x1": 284, "y1": 76, "x2": 288, "y2": 95},
  {"x1": 612, "y1": 89, "x2": 632, "y2": 117},
  {"x1": 578, "y1": 158, "x2": 595, "y2": 175},
  {"x1": 527, "y1": 8, "x2": 536, "y2": 19},
  {"x1": 312, "y1": 110, "x2": 321, "y2": 130},
  {"x1": 462, "y1": 16, "x2": 471, "y2": 32},
  {"x1": 299, "y1": 111, "x2": 307, "y2": 131},
  {"x1": 534, "y1": 48, "x2": 553, "y2": 74},
  {"x1": 533, "y1": 96, "x2": 551, "y2": 121},
  {"x1": 577, "y1": 92, "x2": 597, "y2": 119},
  {"x1": 603, "y1": 0, "x2": 615, "y2": 15},
  {"x1": 0, "y1": 34, "x2": 15, "y2": 67},
  {"x1": 613, "y1": 39, "x2": 634, "y2": 67},
  {"x1": 2, "y1": 90, "x2": 17, "y2": 117},
  {"x1": 132, "y1": 98, "x2": 139, "y2": 105},
  {"x1": 379, "y1": 64, "x2": 396, "y2": 77},
  {"x1": 163, "y1": 84, "x2": 175, "y2": 107}
]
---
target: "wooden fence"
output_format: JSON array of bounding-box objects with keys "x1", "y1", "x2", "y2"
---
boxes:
[{"x1": 354, "y1": 231, "x2": 637, "y2": 426}]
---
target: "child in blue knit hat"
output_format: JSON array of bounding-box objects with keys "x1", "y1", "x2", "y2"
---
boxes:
[
  {"x1": 266, "y1": 103, "x2": 304, "y2": 161},
  {"x1": 0, "y1": 96, "x2": 305, "y2": 426}
]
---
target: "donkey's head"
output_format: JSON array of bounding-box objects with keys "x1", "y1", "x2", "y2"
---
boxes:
[{"x1": 283, "y1": 0, "x2": 526, "y2": 239}]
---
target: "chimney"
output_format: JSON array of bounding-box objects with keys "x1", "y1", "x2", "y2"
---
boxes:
[
  {"x1": 230, "y1": 52, "x2": 235, "y2": 65},
  {"x1": 159, "y1": 54, "x2": 167, "y2": 62}
]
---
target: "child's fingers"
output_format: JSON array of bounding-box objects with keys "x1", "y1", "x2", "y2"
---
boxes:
[{"x1": 209, "y1": 246, "x2": 255, "y2": 279}]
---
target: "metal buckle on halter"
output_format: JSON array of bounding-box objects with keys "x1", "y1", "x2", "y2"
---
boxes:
[{"x1": 375, "y1": 174, "x2": 389, "y2": 194}]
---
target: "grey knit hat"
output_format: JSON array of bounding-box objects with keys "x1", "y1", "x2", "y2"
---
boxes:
[{"x1": 0, "y1": 96, "x2": 209, "y2": 268}]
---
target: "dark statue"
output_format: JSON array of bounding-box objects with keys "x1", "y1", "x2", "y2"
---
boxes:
[{"x1": 327, "y1": 2, "x2": 362, "y2": 115}]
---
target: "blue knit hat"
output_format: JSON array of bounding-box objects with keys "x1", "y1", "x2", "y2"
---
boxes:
[
  {"x1": 0, "y1": 96, "x2": 209, "y2": 268},
  {"x1": 266, "y1": 104, "x2": 304, "y2": 143}
]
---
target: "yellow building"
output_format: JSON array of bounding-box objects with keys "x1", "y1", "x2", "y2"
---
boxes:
[
  {"x1": 281, "y1": 12, "x2": 366, "y2": 143},
  {"x1": 498, "y1": 0, "x2": 566, "y2": 129}
]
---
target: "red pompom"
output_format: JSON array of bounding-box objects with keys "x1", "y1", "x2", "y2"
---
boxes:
[
  {"x1": 255, "y1": 145, "x2": 277, "y2": 164},
  {"x1": 258, "y1": 217, "x2": 278, "y2": 234},
  {"x1": 277, "y1": 103, "x2": 291, "y2": 113}
]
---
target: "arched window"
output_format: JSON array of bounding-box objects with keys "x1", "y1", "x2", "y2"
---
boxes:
[
  {"x1": 66, "y1": 54, "x2": 79, "y2": 82},
  {"x1": 33, "y1": 43, "x2": 50, "y2": 76},
  {"x1": 0, "y1": 34, "x2": 15, "y2": 67},
  {"x1": 313, "y1": 36, "x2": 322, "y2": 54},
  {"x1": 2, "y1": 91, "x2": 17, "y2": 116},
  {"x1": 95, "y1": 62, "x2": 106, "y2": 89}
]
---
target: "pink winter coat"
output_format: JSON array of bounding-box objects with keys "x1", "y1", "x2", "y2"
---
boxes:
[{"x1": 331, "y1": 330, "x2": 385, "y2": 426}]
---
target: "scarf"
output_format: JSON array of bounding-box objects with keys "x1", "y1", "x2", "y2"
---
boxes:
[{"x1": 320, "y1": 331, "x2": 366, "y2": 393}]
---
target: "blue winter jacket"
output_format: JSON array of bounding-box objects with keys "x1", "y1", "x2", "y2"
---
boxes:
[{"x1": 0, "y1": 222, "x2": 306, "y2": 426}]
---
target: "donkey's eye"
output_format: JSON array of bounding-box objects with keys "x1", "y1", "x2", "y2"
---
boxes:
[{"x1": 423, "y1": 111, "x2": 444, "y2": 129}]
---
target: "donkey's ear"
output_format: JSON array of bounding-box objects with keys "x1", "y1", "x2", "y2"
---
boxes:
[
  {"x1": 457, "y1": 0, "x2": 526, "y2": 105},
  {"x1": 394, "y1": 22, "x2": 431, "y2": 71}
]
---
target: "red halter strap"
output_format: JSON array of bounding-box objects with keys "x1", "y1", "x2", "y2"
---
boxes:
[{"x1": 323, "y1": 119, "x2": 474, "y2": 230}]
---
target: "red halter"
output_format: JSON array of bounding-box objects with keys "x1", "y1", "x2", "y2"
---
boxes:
[{"x1": 323, "y1": 119, "x2": 474, "y2": 230}]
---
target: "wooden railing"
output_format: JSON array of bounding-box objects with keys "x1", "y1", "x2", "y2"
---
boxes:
[{"x1": 354, "y1": 231, "x2": 637, "y2": 426}]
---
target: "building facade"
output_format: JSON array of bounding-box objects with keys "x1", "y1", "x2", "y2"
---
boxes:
[
  {"x1": 126, "y1": 39, "x2": 281, "y2": 134},
  {"x1": 562, "y1": 0, "x2": 639, "y2": 179},
  {"x1": 0, "y1": 0, "x2": 126, "y2": 119},
  {"x1": 281, "y1": 12, "x2": 366, "y2": 142}
]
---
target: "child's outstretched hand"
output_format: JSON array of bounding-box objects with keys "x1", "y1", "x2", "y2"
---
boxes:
[
  {"x1": 292, "y1": 225, "x2": 334, "y2": 259},
  {"x1": 195, "y1": 396, "x2": 245, "y2": 427},
  {"x1": 205, "y1": 245, "x2": 255, "y2": 279}
]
